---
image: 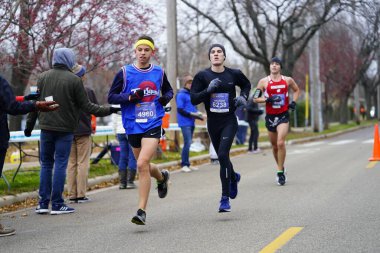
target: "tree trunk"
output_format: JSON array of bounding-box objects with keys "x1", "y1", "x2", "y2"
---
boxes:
[{"x1": 338, "y1": 96, "x2": 349, "y2": 124}]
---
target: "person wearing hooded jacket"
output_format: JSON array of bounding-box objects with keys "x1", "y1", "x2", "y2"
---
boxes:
[{"x1": 25, "y1": 48, "x2": 120, "y2": 215}]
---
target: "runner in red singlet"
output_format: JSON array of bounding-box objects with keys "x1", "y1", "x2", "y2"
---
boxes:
[{"x1": 253, "y1": 57, "x2": 300, "y2": 185}]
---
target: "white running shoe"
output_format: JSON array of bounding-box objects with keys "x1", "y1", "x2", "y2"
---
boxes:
[
  {"x1": 181, "y1": 166, "x2": 191, "y2": 173},
  {"x1": 189, "y1": 166, "x2": 199, "y2": 171}
]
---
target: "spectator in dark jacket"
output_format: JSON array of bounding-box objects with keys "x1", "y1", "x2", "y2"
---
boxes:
[
  {"x1": 25, "y1": 48, "x2": 120, "y2": 215},
  {"x1": 246, "y1": 95, "x2": 263, "y2": 153},
  {"x1": 66, "y1": 64, "x2": 97, "y2": 203},
  {"x1": 0, "y1": 74, "x2": 58, "y2": 237}
]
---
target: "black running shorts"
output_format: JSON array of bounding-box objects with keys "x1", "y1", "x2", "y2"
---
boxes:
[
  {"x1": 128, "y1": 126, "x2": 165, "y2": 148},
  {"x1": 265, "y1": 111, "x2": 289, "y2": 132}
]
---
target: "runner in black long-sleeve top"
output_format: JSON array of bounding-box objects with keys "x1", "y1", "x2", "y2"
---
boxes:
[{"x1": 190, "y1": 44, "x2": 251, "y2": 212}]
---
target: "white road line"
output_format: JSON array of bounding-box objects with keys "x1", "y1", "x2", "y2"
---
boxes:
[
  {"x1": 299, "y1": 141, "x2": 326, "y2": 147},
  {"x1": 287, "y1": 148, "x2": 321, "y2": 155},
  {"x1": 362, "y1": 139, "x2": 374, "y2": 144},
  {"x1": 328, "y1": 140, "x2": 356, "y2": 145}
]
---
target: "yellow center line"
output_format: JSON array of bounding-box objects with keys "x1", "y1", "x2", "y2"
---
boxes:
[
  {"x1": 259, "y1": 227, "x2": 304, "y2": 253},
  {"x1": 366, "y1": 161, "x2": 378, "y2": 169}
]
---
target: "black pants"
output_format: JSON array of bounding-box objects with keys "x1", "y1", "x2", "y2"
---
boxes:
[
  {"x1": 248, "y1": 119, "x2": 259, "y2": 151},
  {"x1": 0, "y1": 148, "x2": 7, "y2": 177},
  {"x1": 207, "y1": 115, "x2": 238, "y2": 197}
]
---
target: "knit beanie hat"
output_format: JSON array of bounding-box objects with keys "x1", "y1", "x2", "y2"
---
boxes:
[{"x1": 208, "y1": 44, "x2": 226, "y2": 60}]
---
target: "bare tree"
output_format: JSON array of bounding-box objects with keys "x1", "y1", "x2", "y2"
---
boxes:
[
  {"x1": 180, "y1": 0, "x2": 360, "y2": 75},
  {"x1": 0, "y1": 0, "x2": 155, "y2": 130}
]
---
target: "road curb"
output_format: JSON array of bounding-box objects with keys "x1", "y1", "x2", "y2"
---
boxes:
[{"x1": 0, "y1": 124, "x2": 371, "y2": 208}]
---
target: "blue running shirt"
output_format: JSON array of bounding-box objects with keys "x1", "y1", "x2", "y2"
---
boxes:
[{"x1": 120, "y1": 64, "x2": 165, "y2": 134}]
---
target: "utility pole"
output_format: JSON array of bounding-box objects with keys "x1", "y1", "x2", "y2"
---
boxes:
[
  {"x1": 166, "y1": 0, "x2": 178, "y2": 121},
  {"x1": 166, "y1": 0, "x2": 180, "y2": 151},
  {"x1": 309, "y1": 30, "x2": 323, "y2": 132}
]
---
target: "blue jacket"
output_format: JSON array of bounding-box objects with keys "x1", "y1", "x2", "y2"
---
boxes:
[
  {"x1": 176, "y1": 88, "x2": 197, "y2": 127},
  {"x1": 0, "y1": 75, "x2": 36, "y2": 149}
]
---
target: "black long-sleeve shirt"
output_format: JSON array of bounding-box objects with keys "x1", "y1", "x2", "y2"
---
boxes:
[{"x1": 190, "y1": 67, "x2": 251, "y2": 119}]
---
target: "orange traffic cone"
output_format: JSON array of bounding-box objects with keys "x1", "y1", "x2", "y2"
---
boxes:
[{"x1": 369, "y1": 123, "x2": 380, "y2": 161}]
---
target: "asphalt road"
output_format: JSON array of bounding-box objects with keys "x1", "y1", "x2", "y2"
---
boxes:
[{"x1": 1, "y1": 126, "x2": 379, "y2": 253}]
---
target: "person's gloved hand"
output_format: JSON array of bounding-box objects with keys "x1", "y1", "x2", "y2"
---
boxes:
[
  {"x1": 266, "y1": 95, "x2": 282, "y2": 104},
  {"x1": 206, "y1": 78, "x2": 222, "y2": 93},
  {"x1": 288, "y1": 101, "x2": 297, "y2": 111},
  {"x1": 129, "y1": 89, "x2": 144, "y2": 103},
  {"x1": 24, "y1": 129, "x2": 32, "y2": 137},
  {"x1": 110, "y1": 107, "x2": 121, "y2": 114},
  {"x1": 35, "y1": 101, "x2": 59, "y2": 111},
  {"x1": 158, "y1": 96, "x2": 169, "y2": 106},
  {"x1": 24, "y1": 93, "x2": 40, "y2": 101},
  {"x1": 190, "y1": 112, "x2": 204, "y2": 121},
  {"x1": 234, "y1": 96, "x2": 247, "y2": 107}
]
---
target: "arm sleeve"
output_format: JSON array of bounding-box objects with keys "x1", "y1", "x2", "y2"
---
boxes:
[
  {"x1": 74, "y1": 79, "x2": 111, "y2": 117},
  {"x1": 161, "y1": 72, "x2": 174, "y2": 103},
  {"x1": 236, "y1": 70, "x2": 251, "y2": 100},
  {"x1": 0, "y1": 76, "x2": 36, "y2": 115},
  {"x1": 107, "y1": 70, "x2": 131, "y2": 105},
  {"x1": 190, "y1": 73, "x2": 209, "y2": 105}
]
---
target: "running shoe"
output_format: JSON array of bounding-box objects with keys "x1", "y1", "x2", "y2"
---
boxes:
[
  {"x1": 189, "y1": 166, "x2": 199, "y2": 171},
  {"x1": 181, "y1": 166, "x2": 191, "y2": 173},
  {"x1": 50, "y1": 204, "x2": 75, "y2": 215},
  {"x1": 77, "y1": 197, "x2": 91, "y2": 203},
  {"x1": 229, "y1": 172, "x2": 241, "y2": 199},
  {"x1": 131, "y1": 209, "x2": 146, "y2": 225},
  {"x1": 0, "y1": 224, "x2": 15, "y2": 237},
  {"x1": 157, "y1": 170, "x2": 170, "y2": 198},
  {"x1": 276, "y1": 170, "x2": 286, "y2": 186},
  {"x1": 35, "y1": 203, "x2": 49, "y2": 214},
  {"x1": 218, "y1": 196, "x2": 231, "y2": 213},
  {"x1": 68, "y1": 198, "x2": 78, "y2": 204}
]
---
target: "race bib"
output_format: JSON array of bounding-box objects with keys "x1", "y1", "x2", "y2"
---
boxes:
[
  {"x1": 272, "y1": 94, "x2": 285, "y2": 109},
  {"x1": 210, "y1": 93, "x2": 229, "y2": 113},
  {"x1": 135, "y1": 102, "x2": 156, "y2": 123}
]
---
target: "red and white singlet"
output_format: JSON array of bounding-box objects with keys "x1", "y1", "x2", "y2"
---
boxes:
[{"x1": 264, "y1": 75, "x2": 289, "y2": 115}]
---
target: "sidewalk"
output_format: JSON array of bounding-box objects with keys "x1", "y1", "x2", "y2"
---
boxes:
[{"x1": 0, "y1": 124, "x2": 370, "y2": 208}]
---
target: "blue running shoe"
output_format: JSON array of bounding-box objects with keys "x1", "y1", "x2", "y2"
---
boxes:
[
  {"x1": 35, "y1": 203, "x2": 49, "y2": 214},
  {"x1": 50, "y1": 204, "x2": 75, "y2": 215},
  {"x1": 230, "y1": 172, "x2": 241, "y2": 199},
  {"x1": 218, "y1": 196, "x2": 231, "y2": 213}
]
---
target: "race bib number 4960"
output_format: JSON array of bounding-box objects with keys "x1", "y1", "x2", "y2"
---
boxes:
[{"x1": 135, "y1": 102, "x2": 156, "y2": 123}]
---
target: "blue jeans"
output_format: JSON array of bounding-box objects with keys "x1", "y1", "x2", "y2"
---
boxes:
[
  {"x1": 117, "y1": 134, "x2": 136, "y2": 171},
  {"x1": 180, "y1": 126, "x2": 194, "y2": 167},
  {"x1": 39, "y1": 130, "x2": 73, "y2": 207}
]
